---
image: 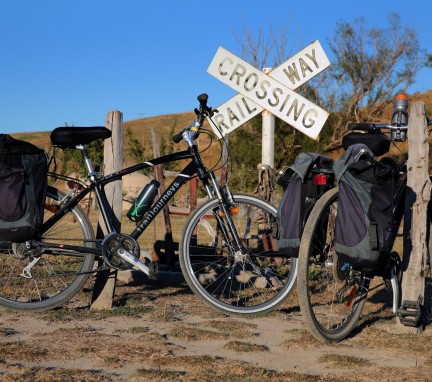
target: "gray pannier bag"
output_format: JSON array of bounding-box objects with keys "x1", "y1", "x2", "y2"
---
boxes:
[
  {"x1": 0, "y1": 134, "x2": 48, "y2": 243},
  {"x1": 275, "y1": 152, "x2": 334, "y2": 257},
  {"x1": 333, "y1": 143, "x2": 399, "y2": 270}
]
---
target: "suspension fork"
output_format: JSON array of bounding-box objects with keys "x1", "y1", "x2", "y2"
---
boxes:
[{"x1": 202, "y1": 171, "x2": 245, "y2": 254}]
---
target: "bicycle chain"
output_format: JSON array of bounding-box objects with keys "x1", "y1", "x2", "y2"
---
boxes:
[{"x1": 33, "y1": 238, "x2": 112, "y2": 276}]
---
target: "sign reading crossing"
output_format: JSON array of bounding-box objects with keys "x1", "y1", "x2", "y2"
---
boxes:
[{"x1": 207, "y1": 40, "x2": 330, "y2": 140}]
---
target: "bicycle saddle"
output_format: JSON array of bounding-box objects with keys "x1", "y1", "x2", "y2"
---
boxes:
[{"x1": 50, "y1": 126, "x2": 112, "y2": 148}]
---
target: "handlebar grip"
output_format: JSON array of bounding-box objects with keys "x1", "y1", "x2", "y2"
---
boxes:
[
  {"x1": 197, "y1": 93, "x2": 208, "y2": 110},
  {"x1": 172, "y1": 131, "x2": 184, "y2": 143},
  {"x1": 347, "y1": 122, "x2": 375, "y2": 131}
]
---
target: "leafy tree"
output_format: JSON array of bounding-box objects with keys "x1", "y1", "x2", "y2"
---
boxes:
[
  {"x1": 231, "y1": 13, "x2": 431, "y2": 185},
  {"x1": 319, "y1": 13, "x2": 432, "y2": 150},
  {"x1": 59, "y1": 139, "x2": 104, "y2": 178},
  {"x1": 159, "y1": 125, "x2": 178, "y2": 171},
  {"x1": 126, "y1": 127, "x2": 146, "y2": 163},
  {"x1": 228, "y1": 115, "x2": 262, "y2": 190},
  {"x1": 125, "y1": 127, "x2": 156, "y2": 176}
]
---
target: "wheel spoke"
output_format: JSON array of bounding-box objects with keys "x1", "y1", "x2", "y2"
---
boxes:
[
  {"x1": 0, "y1": 187, "x2": 95, "y2": 311},
  {"x1": 298, "y1": 188, "x2": 367, "y2": 342},
  {"x1": 180, "y1": 194, "x2": 297, "y2": 315}
]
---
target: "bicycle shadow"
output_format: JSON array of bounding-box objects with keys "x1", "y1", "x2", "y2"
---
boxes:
[{"x1": 346, "y1": 286, "x2": 395, "y2": 339}]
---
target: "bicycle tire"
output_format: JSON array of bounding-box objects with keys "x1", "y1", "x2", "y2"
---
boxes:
[
  {"x1": 297, "y1": 187, "x2": 368, "y2": 342},
  {"x1": 0, "y1": 186, "x2": 95, "y2": 311},
  {"x1": 179, "y1": 194, "x2": 297, "y2": 315}
]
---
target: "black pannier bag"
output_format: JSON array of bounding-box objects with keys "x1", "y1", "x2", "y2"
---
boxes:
[
  {"x1": 333, "y1": 143, "x2": 399, "y2": 270},
  {"x1": 275, "y1": 153, "x2": 334, "y2": 257},
  {"x1": 0, "y1": 134, "x2": 48, "y2": 242}
]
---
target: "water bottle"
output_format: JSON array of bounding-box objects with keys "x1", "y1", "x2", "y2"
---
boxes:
[
  {"x1": 391, "y1": 94, "x2": 408, "y2": 141},
  {"x1": 127, "y1": 179, "x2": 160, "y2": 222}
]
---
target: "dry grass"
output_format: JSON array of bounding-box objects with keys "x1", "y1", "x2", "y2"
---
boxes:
[
  {"x1": 169, "y1": 325, "x2": 229, "y2": 341},
  {"x1": 281, "y1": 328, "x2": 328, "y2": 349},
  {"x1": 43, "y1": 304, "x2": 155, "y2": 322},
  {"x1": 0, "y1": 365, "x2": 115, "y2": 382},
  {"x1": 203, "y1": 319, "x2": 259, "y2": 339},
  {"x1": 2, "y1": 277, "x2": 432, "y2": 381},
  {"x1": 354, "y1": 325, "x2": 432, "y2": 357},
  {"x1": 223, "y1": 340, "x2": 270, "y2": 353},
  {"x1": 318, "y1": 353, "x2": 371, "y2": 367},
  {"x1": 142, "y1": 355, "x2": 326, "y2": 382}
]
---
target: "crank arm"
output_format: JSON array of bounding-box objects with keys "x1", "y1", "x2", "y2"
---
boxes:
[{"x1": 116, "y1": 248, "x2": 153, "y2": 277}]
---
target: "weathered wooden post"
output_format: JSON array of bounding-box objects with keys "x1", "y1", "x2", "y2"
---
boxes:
[
  {"x1": 398, "y1": 101, "x2": 430, "y2": 328},
  {"x1": 91, "y1": 110, "x2": 123, "y2": 310}
]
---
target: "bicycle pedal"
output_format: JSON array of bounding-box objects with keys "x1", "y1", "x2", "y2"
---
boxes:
[
  {"x1": 140, "y1": 250, "x2": 152, "y2": 262},
  {"x1": 397, "y1": 300, "x2": 422, "y2": 327}
]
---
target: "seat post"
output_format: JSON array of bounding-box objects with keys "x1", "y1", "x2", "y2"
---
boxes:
[
  {"x1": 76, "y1": 144, "x2": 115, "y2": 233},
  {"x1": 76, "y1": 144, "x2": 97, "y2": 181}
]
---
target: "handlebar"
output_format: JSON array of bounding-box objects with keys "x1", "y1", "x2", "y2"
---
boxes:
[
  {"x1": 348, "y1": 117, "x2": 432, "y2": 132},
  {"x1": 197, "y1": 93, "x2": 209, "y2": 111},
  {"x1": 347, "y1": 122, "x2": 409, "y2": 132},
  {"x1": 171, "y1": 130, "x2": 184, "y2": 144},
  {"x1": 171, "y1": 93, "x2": 218, "y2": 145},
  {"x1": 348, "y1": 117, "x2": 432, "y2": 142}
]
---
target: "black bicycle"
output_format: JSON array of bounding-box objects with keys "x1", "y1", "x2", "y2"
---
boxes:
[
  {"x1": 297, "y1": 116, "x2": 432, "y2": 342},
  {"x1": 0, "y1": 94, "x2": 298, "y2": 314}
]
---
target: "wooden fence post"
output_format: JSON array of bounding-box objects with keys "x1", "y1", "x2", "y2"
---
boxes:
[
  {"x1": 151, "y1": 127, "x2": 176, "y2": 265},
  {"x1": 398, "y1": 101, "x2": 430, "y2": 328},
  {"x1": 91, "y1": 110, "x2": 123, "y2": 310}
]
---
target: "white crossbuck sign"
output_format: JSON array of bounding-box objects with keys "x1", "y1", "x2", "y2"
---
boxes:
[{"x1": 207, "y1": 40, "x2": 330, "y2": 140}]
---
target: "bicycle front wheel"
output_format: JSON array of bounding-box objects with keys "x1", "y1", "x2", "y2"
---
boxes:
[
  {"x1": 0, "y1": 186, "x2": 96, "y2": 311},
  {"x1": 179, "y1": 194, "x2": 297, "y2": 315},
  {"x1": 297, "y1": 187, "x2": 368, "y2": 342}
]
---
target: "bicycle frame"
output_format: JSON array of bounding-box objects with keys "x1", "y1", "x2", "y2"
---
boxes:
[
  {"x1": 385, "y1": 171, "x2": 408, "y2": 255},
  {"x1": 37, "y1": 146, "x2": 223, "y2": 256}
]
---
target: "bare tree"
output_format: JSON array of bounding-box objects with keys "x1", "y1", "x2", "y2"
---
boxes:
[
  {"x1": 233, "y1": 18, "x2": 294, "y2": 69},
  {"x1": 232, "y1": 18, "x2": 304, "y2": 174}
]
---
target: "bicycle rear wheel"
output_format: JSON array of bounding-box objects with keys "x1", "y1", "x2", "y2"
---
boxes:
[
  {"x1": 179, "y1": 194, "x2": 297, "y2": 315},
  {"x1": 297, "y1": 187, "x2": 368, "y2": 342},
  {"x1": 0, "y1": 186, "x2": 96, "y2": 311}
]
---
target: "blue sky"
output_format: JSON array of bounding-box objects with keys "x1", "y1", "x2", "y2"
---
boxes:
[{"x1": 0, "y1": 0, "x2": 430, "y2": 133}]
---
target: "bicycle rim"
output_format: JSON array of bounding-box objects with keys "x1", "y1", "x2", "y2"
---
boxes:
[
  {"x1": 297, "y1": 188, "x2": 367, "y2": 342},
  {"x1": 0, "y1": 186, "x2": 95, "y2": 311},
  {"x1": 180, "y1": 194, "x2": 297, "y2": 315}
]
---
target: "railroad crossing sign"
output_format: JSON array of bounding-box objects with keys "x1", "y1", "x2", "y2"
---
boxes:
[{"x1": 207, "y1": 40, "x2": 330, "y2": 140}]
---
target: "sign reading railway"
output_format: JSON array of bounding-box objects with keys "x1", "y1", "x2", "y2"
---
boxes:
[{"x1": 207, "y1": 40, "x2": 330, "y2": 140}]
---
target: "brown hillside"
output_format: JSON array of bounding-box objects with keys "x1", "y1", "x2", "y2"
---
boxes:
[
  {"x1": 9, "y1": 111, "x2": 225, "y2": 187},
  {"x1": 10, "y1": 111, "x2": 198, "y2": 156},
  {"x1": 122, "y1": 112, "x2": 223, "y2": 171},
  {"x1": 373, "y1": 89, "x2": 432, "y2": 122},
  {"x1": 8, "y1": 90, "x2": 432, "y2": 168}
]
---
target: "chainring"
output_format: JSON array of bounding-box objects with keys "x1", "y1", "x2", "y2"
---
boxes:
[{"x1": 102, "y1": 233, "x2": 140, "y2": 270}]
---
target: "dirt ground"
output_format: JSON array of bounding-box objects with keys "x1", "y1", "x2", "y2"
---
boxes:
[{"x1": 1, "y1": 271, "x2": 432, "y2": 382}]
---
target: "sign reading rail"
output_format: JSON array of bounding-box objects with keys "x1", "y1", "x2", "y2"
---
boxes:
[{"x1": 207, "y1": 40, "x2": 330, "y2": 140}]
